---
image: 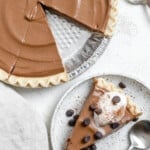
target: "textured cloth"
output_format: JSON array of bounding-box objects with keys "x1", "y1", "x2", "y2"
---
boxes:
[{"x1": 0, "y1": 83, "x2": 49, "y2": 150}]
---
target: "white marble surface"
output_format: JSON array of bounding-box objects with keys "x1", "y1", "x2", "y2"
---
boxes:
[{"x1": 4, "y1": 0, "x2": 150, "y2": 149}]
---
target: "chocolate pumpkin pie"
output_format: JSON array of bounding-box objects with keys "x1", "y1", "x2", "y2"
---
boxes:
[
  {"x1": 67, "y1": 78, "x2": 142, "y2": 150},
  {"x1": 0, "y1": 0, "x2": 118, "y2": 87}
]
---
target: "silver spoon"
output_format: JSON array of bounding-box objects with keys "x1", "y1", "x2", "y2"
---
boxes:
[
  {"x1": 128, "y1": 120, "x2": 150, "y2": 150},
  {"x1": 128, "y1": 0, "x2": 150, "y2": 5}
]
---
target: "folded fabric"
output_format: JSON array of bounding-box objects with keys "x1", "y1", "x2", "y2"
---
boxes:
[{"x1": 0, "y1": 82, "x2": 49, "y2": 150}]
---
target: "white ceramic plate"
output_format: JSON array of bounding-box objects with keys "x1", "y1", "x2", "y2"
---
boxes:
[{"x1": 50, "y1": 74, "x2": 150, "y2": 150}]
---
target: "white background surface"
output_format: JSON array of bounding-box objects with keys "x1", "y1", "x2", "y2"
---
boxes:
[{"x1": 4, "y1": 0, "x2": 150, "y2": 149}]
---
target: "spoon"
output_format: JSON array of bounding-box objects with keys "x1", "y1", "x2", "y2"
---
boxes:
[
  {"x1": 128, "y1": 0, "x2": 150, "y2": 5},
  {"x1": 128, "y1": 120, "x2": 150, "y2": 150}
]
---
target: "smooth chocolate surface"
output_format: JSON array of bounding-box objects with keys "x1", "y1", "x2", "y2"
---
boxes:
[
  {"x1": 42, "y1": 0, "x2": 111, "y2": 33},
  {"x1": 0, "y1": 0, "x2": 64, "y2": 77},
  {"x1": 0, "y1": 0, "x2": 111, "y2": 77}
]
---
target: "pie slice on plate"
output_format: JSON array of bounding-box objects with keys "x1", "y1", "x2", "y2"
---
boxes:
[
  {"x1": 0, "y1": 0, "x2": 118, "y2": 87},
  {"x1": 67, "y1": 78, "x2": 142, "y2": 150}
]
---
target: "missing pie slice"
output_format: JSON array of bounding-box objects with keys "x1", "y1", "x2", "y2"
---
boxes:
[{"x1": 67, "y1": 78, "x2": 142, "y2": 150}]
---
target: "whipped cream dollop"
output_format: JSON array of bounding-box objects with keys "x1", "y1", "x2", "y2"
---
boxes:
[{"x1": 94, "y1": 92, "x2": 127, "y2": 126}]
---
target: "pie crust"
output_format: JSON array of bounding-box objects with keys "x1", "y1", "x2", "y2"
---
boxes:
[
  {"x1": 104, "y1": 0, "x2": 118, "y2": 36},
  {"x1": 0, "y1": 69, "x2": 68, "y2": 88}
]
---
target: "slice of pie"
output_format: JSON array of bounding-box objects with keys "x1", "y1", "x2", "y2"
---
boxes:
[
  {"x1": 0, "y1": 0, "x2": 117, "y2": 87},
  {"x1": 67, "y1": 78, "x2": 142, "y2": 150}
]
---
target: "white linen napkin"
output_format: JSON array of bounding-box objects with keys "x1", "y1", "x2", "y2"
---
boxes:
[{"x1": 0, "y1": 82, "x2": 49, "y2": 150}]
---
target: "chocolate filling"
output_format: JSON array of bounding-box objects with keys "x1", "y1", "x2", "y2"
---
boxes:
[{"x1": 0, "y1": 0, "x2": 111, "y2": 78}]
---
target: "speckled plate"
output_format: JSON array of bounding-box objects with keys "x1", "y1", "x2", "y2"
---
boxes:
[
  {"x1": 50, "y1": 74, "x2": 150, "y2": 150},
  {"x1": 46, "y1": 11, "x2": 110, "y2": 80}
]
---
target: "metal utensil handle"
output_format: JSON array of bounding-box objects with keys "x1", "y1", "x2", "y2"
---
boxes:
[
  {"x1": 128, "y1": 0, "x2": 150, "y2": 5},
  {"x1": 128, "y1": 145, "x2": 134, "y2": 150}
]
